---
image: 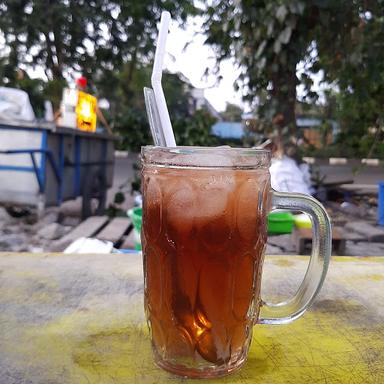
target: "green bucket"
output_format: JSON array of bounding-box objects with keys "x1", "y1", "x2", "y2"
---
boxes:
[
  {"x1": 128, "y1": 207, "x2": 142, "y2": 250},
  {"x1": 267, "y1": 212, "x2": 294, "y2": 235},
  {"x1": 128, "y1": 208, "x2": 293, "y2": 247}
]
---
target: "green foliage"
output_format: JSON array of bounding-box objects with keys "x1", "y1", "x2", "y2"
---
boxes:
[
  {"x1": 113, "y1": 89, "x2": 218, "y2": 151},
  {"x1": 105, "y1": 64, "x2": 199, "y2": 150},
  {"x1": 114, "y1": 107, "x2": 153, "y2": 152},
  {"x1": 319, "y1": 7, "x2": 384, "y2": 157},
  {"x1": 42, "y1": 79, "x2": 68, "y2": 112},
  {"x1": 102, "y1": 61, "x2": 218, "y2": 150},
  {"x1": 173, "y1": 109, "x2": 219, "y2": 147},
  {"x1": 203, "y1": 1, "x2": 384, "y2": 153},
  {"x1": 220, "y1": 103, "x2": 243, "y2": 122},
  {"x1": 162, "y1": 73, "x2": 192, "y2": 120},
  {"x1": 0, "y1": 0, "x2": 203, "y2": 150},
  {"x1": 114, "y1": 192, "x2": 125, "y2": 205},
  {"x1": 0, "y1": 69, "x2": 67, "y2": 118},
  {"x1": 15, "y1": 77, "x2": 46, "y2": 118},
  {"x1": 0, "y1": 0, "x2": 197, "y2": 83}
]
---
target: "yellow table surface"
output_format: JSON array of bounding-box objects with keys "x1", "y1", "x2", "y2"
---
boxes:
[{"x1": 0, "y1": 252, "x2": 383, "y2": 384}]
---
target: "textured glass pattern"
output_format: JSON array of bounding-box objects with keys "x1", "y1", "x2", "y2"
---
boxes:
[{"x1": 142, "y1": 165, "x2": 271, "y2": 377}]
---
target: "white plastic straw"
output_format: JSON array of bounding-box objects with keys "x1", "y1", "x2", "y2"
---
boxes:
[
  {"x1": 151, "y1": 11, "x2": 176, "y2": 147},
  {"x1": 143, "y1": 87, "x2": 166, "y2": 146}
]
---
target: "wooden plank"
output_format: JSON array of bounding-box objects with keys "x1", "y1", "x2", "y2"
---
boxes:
[
  {"x1": 345, "y1": 221, "x2": 384, "y2": 242},
  {"x1": 60, "y1": 216, "x2": 109, "y2": 242},
  {"x1": 120, "y1": 226, "x2": 136, "y2": 249},
  {"x1": 51, "y1": 216, "x2": 109, "y2": 251},
  {"x1": 97, "y1": 217, "x2": 131, "y2": 244},
  {"x1": 293, "y1": 227, "x2": 346, "y2": 255},
  {"x1": 295, "y1": 227, "x2": 343, "y2": 240}
]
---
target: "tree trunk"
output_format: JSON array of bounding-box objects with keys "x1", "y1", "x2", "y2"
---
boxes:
[
  {"x1": 44, "y1": 2, "x2": 64, "y2": 82},
  {"x1": 52, "y1": 28, "x2": 64, "y2": 80},
  {"x1": 121, "y1": 47, "x2": 138, "y2": 100},
  {"x1": 43, "y1": 32, "x2": 58, "y2": 81},
  {"x1": 271, "y1": 66, "x2": 298, "y2": 154}
]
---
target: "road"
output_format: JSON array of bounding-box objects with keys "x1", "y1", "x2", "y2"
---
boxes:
[
  {"x1": 318, "y1": 164, "x2": 383, "y2": 185},
  {"x1": 59, "y1": 154, "x2": 382, "y2": 218},
  {"x1": 317, "y1": 164, "x2": 384, "y2": 194},
  {"x1": 113, "y1": 154, "x2": 384, "y2": 190},
  {"x1": 112, "y1": 154, "x2": 384, "y2": 192}
]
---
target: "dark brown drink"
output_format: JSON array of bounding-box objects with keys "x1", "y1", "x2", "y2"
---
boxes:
[{"x1": 142, "y1": 163, "x2": 271, "y2": 377}]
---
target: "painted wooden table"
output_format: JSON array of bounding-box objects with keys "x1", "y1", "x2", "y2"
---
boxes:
[{"x1": 0, "y1": 253, "x2": 383, "y2": 384}]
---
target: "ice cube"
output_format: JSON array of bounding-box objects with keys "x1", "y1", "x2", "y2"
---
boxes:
[
  {"x1": 143, "y1": 177, "x2": 162, "y2": 241},
  {"x1": 232, "y1": 252, "x2": 255, "y2": 321},
  {"x1": 167, "y1": 149, "x2": 235, "y2": 168},
  {"x1": 236, "y1": 178, "x2": 261, "y2": 241},
  {"x1": 165, "y1": 180, "x2": 196, "y2": 239},
  {"x1": 193, "y1": 171, "x2": 236, "y2": 251}
]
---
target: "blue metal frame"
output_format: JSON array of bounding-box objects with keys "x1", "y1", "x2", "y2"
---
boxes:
[
  {"x1": 0, "y1": 127, "x2": 47, "y2": 193},
  {"x1": 379, "y1": 182, "x2": 384, "y2": 226},
  {"x1": 74, "y1": 136, "x2": 81, "y2": 196},
  {"x1": 0, "y1": 165, "x2": 35, "y2": 172},
  {"x1": 57, "y1": 135, "x2": 65, "y2": 204},
  {"x1": 0, "y1": 149, "x2": 62, "y2": 194},
  {"x1": 39, "y1": 130, "x2": 47, "y2": 193},
  {"x1": 29, "y1": 151, "x2": 44, "y2": 192},
  {"x1": 0, "y1": 124, "x2": 113, "y2": 207}
]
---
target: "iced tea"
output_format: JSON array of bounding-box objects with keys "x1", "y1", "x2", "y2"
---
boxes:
[{"x1": 142, "y1": 148, "x2": 271, "y2": 377}]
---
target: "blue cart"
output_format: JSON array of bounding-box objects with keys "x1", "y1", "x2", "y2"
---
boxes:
[{"x1": 0, "y1": 121, "x2": 115, "y2": 218}]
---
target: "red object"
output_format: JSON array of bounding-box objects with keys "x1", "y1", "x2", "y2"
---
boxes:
[{"x1": 76, "y1": 76, "x2": 87, "y2": 89}]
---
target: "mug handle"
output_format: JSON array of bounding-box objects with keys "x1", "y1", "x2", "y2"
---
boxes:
[{"x1": 258, "y1": 190, "x2": 332, "y2": 325}]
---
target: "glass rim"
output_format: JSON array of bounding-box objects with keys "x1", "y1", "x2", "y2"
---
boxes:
[{"x1": 141, "y1": 146, "x2": 271, "y2": 169}]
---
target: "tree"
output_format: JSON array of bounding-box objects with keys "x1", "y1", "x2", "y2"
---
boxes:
[
  {"x1": 111, "y1": 66, "x2": 218, "y2": 150},
  {"x1": 0, "y1": 0, "x2": 198, "y2": 125},
  {"x1": 220, "y1": 103, "x2": 243, "y2": 122},
  {"x1": 325, "y1": 9, "x2": 384, "y2": 158},
  {"x1": 203, "y1": 1, "x2": 384, "y2": 152},
  {"x1": 99, "y1": 65, "x2": 192, "y2": 119},
  {"x1": 111, "y1": 67, "x2": 189, "y2": 150},
  {"x1": 0, "y1": 1, "x2": 197, "y2": 84},
  {"x1": 0, "y1": 67, "x2": 66, "y2": 115},
  {"x1": 174, "y1": 108, "x2": 218, "y2": 147}
]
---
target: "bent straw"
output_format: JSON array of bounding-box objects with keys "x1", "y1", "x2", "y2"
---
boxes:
[
  {"x1": 144, "y1": 87, "x2": 166, "y2": 146},
  {"x1": 151, "y1": 11, "x2": 176, "y2": 147}
]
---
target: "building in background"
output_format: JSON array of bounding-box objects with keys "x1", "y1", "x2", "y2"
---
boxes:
[
  {"x1": 211, "y1": 121, "x2": 243, "y2": 139},
  {"x1": 190, "y1": 87, "x2": 221, "y2": 120},
  {"x1": 296, "y1": 115, "x2": 339, "y2": 148}
]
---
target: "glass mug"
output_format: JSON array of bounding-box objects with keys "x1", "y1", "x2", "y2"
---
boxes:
[{"x1": 141, "y1": 146, "x2": 331, "y2": 378}]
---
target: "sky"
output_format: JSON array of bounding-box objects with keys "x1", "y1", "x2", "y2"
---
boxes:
[
  {"x1": 164, "y1": 18, "x2": 326, "y2": 113},
  {"x1": 164, "y1": 18, "x2": 246, "y2": 113}
]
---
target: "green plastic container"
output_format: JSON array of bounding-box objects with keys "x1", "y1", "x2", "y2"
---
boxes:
[
  {"x1": 294, "y1": 213, "x2": 312, "y2": 229},
  {"x1": 128, "y1": 207, "x2": 142, "y2": 250},
  {"x1": 128, "y1": 208, "x2": 293, "y2": 246},
  {"x1": 267, "y1": 212, "x2": 294, "y2": 235}
]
